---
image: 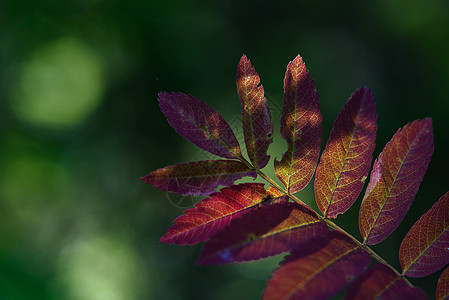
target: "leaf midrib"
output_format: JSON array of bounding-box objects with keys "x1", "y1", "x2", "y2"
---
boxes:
[
  {"x1": 364, "y1": 127, "x2": 424, "y2": 243},
  {"x1": 285, "y1": 245, "x2": 360, "y2": 299},
  {"x1": 324, "y1": 106, "x2": 362, "y2": 218},
  {"x1": 181, "y1": 111, "x2": 241, "y2": 158},
  {"x1": 403, "y1": 215, "x2": 449, "y2": 275}
]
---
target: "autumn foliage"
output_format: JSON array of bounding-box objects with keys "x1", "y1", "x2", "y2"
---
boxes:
[{"x1": 142, "y1": 54, "x2": 449, "y2": 299}]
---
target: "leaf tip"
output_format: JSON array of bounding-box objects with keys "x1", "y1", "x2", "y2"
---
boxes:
[
  {"x1": 159, "y1": 232, "x2": 175, "y2": 244},
  {"x1": 422, "y1": 117, "x2": 433, "y2": 129},
  {"x1": 291, "y1": 54, "x2": 304, "y2": 65},
  {"x1": 157, "y1": 91, "x2": 173, "y2": 103}
]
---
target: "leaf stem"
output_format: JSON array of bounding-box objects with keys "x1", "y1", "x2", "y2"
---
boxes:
[
  {"x1": 238, "y1": 155, "x2": 412, "y2": 286},
  {"x1": 324, "y1": 218, "x2": 413, "y2": 286},
  {"x1": 253, "y1": 167, "x2": 414, "y2": 287},
  {"x1": 236, "y1": 156, "x2": 307, "y2": 206},
  {"x1": 325, "y1": 220, "x2": 397, "y2": 272}
]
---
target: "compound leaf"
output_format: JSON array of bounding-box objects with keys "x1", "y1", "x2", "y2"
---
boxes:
[
  {"x1": 237, "y1": 55, "x2": 274, "y2": 169},
  {"x1": 275, "y1": 55, "x2": 322, "y2": 194},
  {"x1": 346, "y1": 264, "x2": 428, "y2": 300},
  {"x1": 315, "y1": 87, "x2": 377, "y2": 218},
  {"x1": 263, "y1": 231, "x2": 370, "y2": 300},
  {"x1": 437, "y1": 266, "x2": 449, "y2": 300},
  {"x1": 141, "y1": 160, "x2": 256, "y2": 196},
  {"x1": 359, "y1": 119, "x2": 434, "y2": 245},
  {"x1": 158, "y1": 92, "x2": 242, "y2": 159},
  {"x1": 160, "y1": 183, "x2": 278, "y2": 245},
  {"x1": 197, "y1": 202, "x2": 327, "y2": 264},
  {"x1": 400, "y1": 191, "x2": 449, "y2": 277}
]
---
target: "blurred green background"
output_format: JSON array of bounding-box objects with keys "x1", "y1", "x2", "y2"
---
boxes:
[{"x1": 0, "y1": 0, "x2": 448, "y2": 299}]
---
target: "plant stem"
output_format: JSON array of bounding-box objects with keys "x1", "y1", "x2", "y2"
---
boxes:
[
  {"x1": 237, "y1": 156, "x2": 308, "y2": 207},
  {"x1": 254, "y1": 170, "x2": 414, "y2": 286}
]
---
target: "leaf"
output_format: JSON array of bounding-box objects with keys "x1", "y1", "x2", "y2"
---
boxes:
[
  {"x1": 197, "y1": 202, "x2": 327, "y2": 264},
  {"x1": 236, "y1": 55, "x2": 274, "y2": 169},
  {"x1": 141, "y1": 160, "x2": 257, "y2": 196},
  {"x1": 274, "y1": 55, "x2": 322, "y2": 194},
  {"x1": 437, "y1": 266, "x2": 449, "y2": 300},
  {"x1": 345, "y1": 264, "x2": 428, "y2": 300},
  {"x1": 399, "y1": 191, "x2": 449, "y2": 277},
  {"x1": 160, "y1": 183, "x2": 277, "y2": 245},
  {"x1": 359, "y1": 118, "x2": 434, "y2": 245},
  {"x1": 315, "y1": 87, "x2": 377, "y2": 218},
  {"x1": 158, "y1": 92, "x2": 242, "y2": 159},
  {"x1": 263, "y1": 231, "x2": 370, "y2": 300}
]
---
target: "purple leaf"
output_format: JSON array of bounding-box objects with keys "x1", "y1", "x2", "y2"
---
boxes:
[
  {"x1": 160, "y1": 183, "x2": 277, "y2": 245},
  {"x1": 263, "y1": 231, "x2": 370, "y2": 300},
  {"x1": 275, "y1": 55, "x2": 322, "y2": 194},
  {"x1": 359, "y1": 119, "x2": 434, "y2": 245},
  {"x1": 346, "y1": 264, "x2": 428, "y2": 300},
  {"x1": 400, "y1": 191, "x2": 449, "y2": 277},
  {"x1": 141, "y1": 160, "x2": 257, "y2": 196},
  {"x1": 315, "y1": 87, "x2": 377, "y2": 218},
  {"x1": 437, "y1": 266, "x2": 449, "y2": 300},
  {"x1": 158, "y1": 92, "x2": 242, "y2": 159},
  {"x1": 197, "y1": 202, "x2": 327, "y2": 264},
  {"x1": 236, "y1": 55, "x2": 274, "y2": 169}
]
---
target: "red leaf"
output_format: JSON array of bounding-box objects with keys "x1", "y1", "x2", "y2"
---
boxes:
[
  {"x1": 237, "y1": 55, "x2": 274, "y2": 169},
  {"x1": 263, "y1": 231, "x2": 370, "y2": 300},
  {"x1": 315, "y1": 87, "x2": 377, "y2": 218},
  {"x1": 346, "y1": 264, "x2": 428, "y2": 300},
  {"x1": 158, "y1": 92, "x2": 242, "y2": 159},
  {"x1": 400, "y1": 191, "x2": 449, "y2": 277},
  {"x1": 274, "y1": 55, "x2": 322, "y2": 194},
  {"x1": 197, "y1": 202, "x2": 327, "y2": 264},
  {"x1": 160, "y1": 183, "x2": 277, "y2": 245},
  {"x1": 437, "y1": 266, "x2": 449, "y2": 300},
  {"x1": 141, "y1": 160, "x2": 256, "y2": 196},
  {"x1": 359, "y1": 119, "x2": 434, "y2": 245}
]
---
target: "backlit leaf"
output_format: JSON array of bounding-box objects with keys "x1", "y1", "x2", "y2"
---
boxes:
[
  {"x1": 158, "y1": 92, "x2": 242, "y2": 159},
  {"x1": 263, "y1": 231, "x2": 370, "y2": 300},
  {"x1": 315, "y1": 87, "x2": 377, "y2": 218},
  {"x1": 160, "y1": 183, "x2": 276, "y2": 245},
  {"x1": 237, "y1": 55, "x2": 274, "y2": 169},
  {"x1": 141, "y1": 160, "x2": 256, "y2": 196},
  {"x1": 275, "y1": 55, "x2": 322, "y2": 194},
  {"x1": 197, "y1": 202, "x2": 327, "y2": 264},
  {"x1": 346, "y1": 264, "x2": 428, "y2": 300},
  {"x1": 400, "y1": 191, "x2": 449, "y2": 277},
  {"x1": 437, "y1": 266, "x2": 449, "y2": 300},
  {"x1": 359, "y1": 119, "x2": 434, "y2": 245}
]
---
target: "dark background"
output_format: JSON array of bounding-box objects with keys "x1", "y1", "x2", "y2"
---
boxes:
[{"x1": 1, "y1": 0, "x2": 448, "y2": 299}]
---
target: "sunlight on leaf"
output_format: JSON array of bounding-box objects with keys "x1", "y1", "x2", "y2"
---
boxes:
[
  {"x1": 160, "y1": 183, "x2": 277, "y2": 245},
  {"x1": 400, "y1": 191, "x2": 449, "y2": 277},
  {"x1": 236, "y1": 55, "x2": 274, "y2": 169},
  {"x1": 275, "y1": 55, "x2": 322, "y2": 194},
  {"x1": 359, "y1": 119, "x2": 434, "y2": 245},
  {"x1": 315, "y1": 87, "x2": 377, "y2": 218}
]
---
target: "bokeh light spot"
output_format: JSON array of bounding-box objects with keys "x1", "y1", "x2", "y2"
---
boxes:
[
  {"x1": 57, "y1": 234, "x2": 146, "y2": 300},
  {"x1": 11, "y1": 37, "x2": 104, "y2": 130}
]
